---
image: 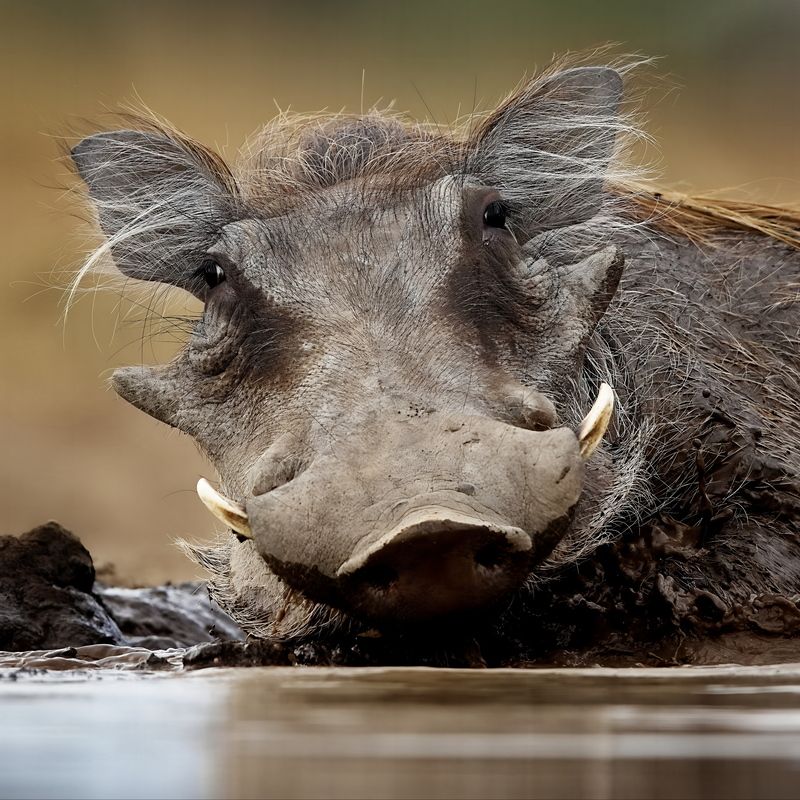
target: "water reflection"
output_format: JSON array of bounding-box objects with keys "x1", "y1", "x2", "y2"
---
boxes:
[{"x1": 2, "y1": 665, "x2": 800, "y2": 799}]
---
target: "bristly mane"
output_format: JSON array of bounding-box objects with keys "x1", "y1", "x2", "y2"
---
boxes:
[{"x1": 624, "y1": 188, "x2": 800, "y2": 250}]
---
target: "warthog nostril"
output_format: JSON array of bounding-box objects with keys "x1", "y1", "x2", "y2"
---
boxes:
[
  {"x1": 355, "y1": 563, "x2": 398, "y2": 592},
  {"x1": 474, "y1": 542, "x2": 506, "y2": 570},
  {"x1": 338, "y1": 511, "x2": 534, "y2": 623}
]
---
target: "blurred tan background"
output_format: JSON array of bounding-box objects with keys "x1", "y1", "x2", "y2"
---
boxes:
[{"x1": 1, "y1": 0, "x2": 798, "y2": 584}]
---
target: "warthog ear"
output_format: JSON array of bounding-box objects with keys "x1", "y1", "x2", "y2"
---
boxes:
[
  {"x1": 468, "y1": 66, "x2": 624, "y2": 238},
  {"x1": 71, "y1": 129, "x2": 238, "y2": 290}
]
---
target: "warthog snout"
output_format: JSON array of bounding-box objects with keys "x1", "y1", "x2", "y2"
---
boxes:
[{"x1": 198, "y1": 386, "x2": 613, "y2": 625}]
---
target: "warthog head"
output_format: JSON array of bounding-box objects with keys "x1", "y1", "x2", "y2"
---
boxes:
[{"x1": 73, "y1": 64, "x2": 642, "y2": 636}]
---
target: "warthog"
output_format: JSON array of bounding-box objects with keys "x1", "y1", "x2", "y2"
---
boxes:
[{"x1": 71, "y1": 61, "x2": 800, "y2": 663}]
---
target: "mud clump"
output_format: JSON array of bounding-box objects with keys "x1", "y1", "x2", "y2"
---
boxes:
[
  {"x1": 0, "y1": 523, "x2": 242, "y2": 653},
  {"x1": 0, "y1": 522, "x2": 122, "y2": 651}
]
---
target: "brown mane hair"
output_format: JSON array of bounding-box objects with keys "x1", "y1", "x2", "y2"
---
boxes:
[{"x1": 623, "y1": 186, "x2": 800, "y2": 249}]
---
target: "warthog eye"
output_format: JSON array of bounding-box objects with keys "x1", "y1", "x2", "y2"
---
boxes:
[
  {"x1": 483, "y1": 200, "x2": 507, "y2": 229},
  {"x1": 199, "y1": 259, "x2": 226, "y2": 289}
]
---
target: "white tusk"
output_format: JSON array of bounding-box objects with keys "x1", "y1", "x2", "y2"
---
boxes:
[
  {"x1": 577, "y1": 382, "x2": 615, "y2": 460},
  {"x1": 196, "y1": 478, "x2": 252, "y2": 539}
]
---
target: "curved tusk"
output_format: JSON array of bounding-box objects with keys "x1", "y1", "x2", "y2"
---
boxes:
[
  {"x1": 577, "y1": 382, "x2": 615, "y2": 460},
  {"x1": 196, "y1": 478, "x2": 252, "y2": 539}
]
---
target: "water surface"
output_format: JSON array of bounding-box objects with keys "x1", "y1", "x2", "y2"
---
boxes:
[{"x1": 3, "y1": 663, "x2": 800, "y2": 799}]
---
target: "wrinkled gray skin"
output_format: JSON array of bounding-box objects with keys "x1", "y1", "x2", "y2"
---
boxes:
[{"x1": 71, "y1": 65, "x2": 800, "y2": 643}]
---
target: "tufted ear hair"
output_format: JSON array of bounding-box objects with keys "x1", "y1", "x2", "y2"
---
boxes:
[
  {"x1": 467, "y1": 66, "x2": 624, "y2": 239},
  {"x1": 71, "y1": 129, "x2": 239, "y2": 291}
]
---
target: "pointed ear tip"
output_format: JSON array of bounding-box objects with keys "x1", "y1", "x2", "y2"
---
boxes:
[
  {"x1": 70, "y1": 130, "x2": 160, "y2": 166},
  {"x1": 554, "y1": 65, "x2": 624, "y2": 98},
  {"x1": 69, "y1": 136, "x2": 94, "y2": 169},
  {"x1": 595, "y1": 66, "x2": 624, "y2": 95},
  {"x1": 69, "y1": 132, "x2": 119, "y2": 174}
]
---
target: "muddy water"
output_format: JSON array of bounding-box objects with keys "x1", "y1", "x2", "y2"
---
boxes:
[{"x1": 3, "y1": 664, "x2": 800, "y2": 800}]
